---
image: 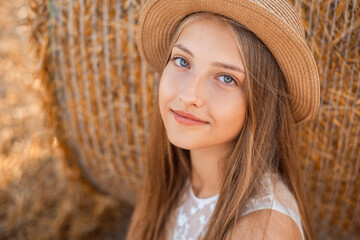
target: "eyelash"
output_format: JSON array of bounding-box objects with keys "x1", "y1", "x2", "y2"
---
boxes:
[{"x1": 169, "y1": 56, "x2": 239, "y2": 87}]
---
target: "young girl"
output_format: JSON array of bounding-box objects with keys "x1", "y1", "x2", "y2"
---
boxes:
[{"x1": 128, "y1": 0, "x2": 320, "y2": 239}]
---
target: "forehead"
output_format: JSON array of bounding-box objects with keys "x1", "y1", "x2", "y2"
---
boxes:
[{"x1": 173, "y1": 16, "x2": 243, "y2": 66}]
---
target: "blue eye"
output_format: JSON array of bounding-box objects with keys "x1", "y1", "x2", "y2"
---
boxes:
[
  {"x1": 219, "y1": 75, "x2": 237, "y2": 85},
  {"x1": 173, "y1": 57, "x2": 190, "y2": 68}
]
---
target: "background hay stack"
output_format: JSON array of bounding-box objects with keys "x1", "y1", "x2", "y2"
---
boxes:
[
  {"x1": 30, "y1": 0, "x2": 156, "y2": 204},
  {"x1": 0, "y1": 1, "x2": 132, "y2": 239},
  {"x1": 29, "y1": 0, "x2": 359, "y2": 239},
  {"x1": 291, "y1": 0, "x2": 360, "y2": 239}
]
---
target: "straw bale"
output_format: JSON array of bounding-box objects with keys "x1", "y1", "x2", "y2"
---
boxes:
[
  {"x1": 1, "y1": 1, "x2": 132, "y2": 238},
  {"x1": 291, "y1": 0, "x2": 360, "y2": 238},
  {"x1": 29, "y1": 0, "x2": 157, "y2": 204},
  {"x1": 27, "y1": 0, "x2": 150, "y2": 203},
  {"x1": 0, "y1": 137, "x2": 132, "y2": 239},
  {"x1": 28, "y1": 0, "x2": 360, "y2": 239}
]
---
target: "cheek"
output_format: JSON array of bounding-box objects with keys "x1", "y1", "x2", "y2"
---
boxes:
[
  {"x1": 159, "y1": 70, "x2": 179, "y2": 114},
  {"x1": 159, "y1": 68, "x2": 187, "y2": 107},
  {"x1": 212, "y1": 92, "x2": 246, "y2": 136},
  {"x1": 158, "y1": 79, "x2": 169, "y2": 120}
]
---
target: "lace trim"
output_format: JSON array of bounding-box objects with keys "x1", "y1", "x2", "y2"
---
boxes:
[
  {"x1": 171, "y1": 182, "x2": 218, "y2": 240},
  {"x1": 189, "y1": 185, "x2": 219, "y2": 203}
]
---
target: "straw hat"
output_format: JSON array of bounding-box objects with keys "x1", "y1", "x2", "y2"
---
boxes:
[{"x1": 135, "y1": 0, "x2": 320, "y2": 123}]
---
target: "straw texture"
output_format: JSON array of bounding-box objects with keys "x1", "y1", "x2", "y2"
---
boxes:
[{"x1": 28, "y1": 0, "x2": 360, "y2": 239}]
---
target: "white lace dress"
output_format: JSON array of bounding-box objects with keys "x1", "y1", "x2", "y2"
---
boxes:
[{"x1": 167, "y1": 173, "x2": 305, "y2": 240}]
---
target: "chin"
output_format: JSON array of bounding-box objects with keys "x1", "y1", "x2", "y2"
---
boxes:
[
  {"x1": 168, "y1": 138, "x2": 191, "y2": 150},
  {"x1": 167, "y1": 134, "x2": 197, "y2": 150},
  {"x1": 168, "y1": 136, "x2": 211, "y2": 151}
]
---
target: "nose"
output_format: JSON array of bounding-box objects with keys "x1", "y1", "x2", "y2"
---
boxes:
[{"x1": 178, "y1": 72, "x2": 205, "y2": 107}]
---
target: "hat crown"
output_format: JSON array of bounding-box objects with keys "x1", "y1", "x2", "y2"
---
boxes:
[{"x1": 249, "y1": 0, "x2": 305, "y2": 38}]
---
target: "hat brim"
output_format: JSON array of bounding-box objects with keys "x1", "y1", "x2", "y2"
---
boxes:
[{"x1": 136, "y1": 0, "x2": 320, "y2": 124}]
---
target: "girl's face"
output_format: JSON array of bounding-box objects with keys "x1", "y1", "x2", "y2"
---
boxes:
[{"x1": 159, "y1": 16, "x2": 246, "y2": 151}]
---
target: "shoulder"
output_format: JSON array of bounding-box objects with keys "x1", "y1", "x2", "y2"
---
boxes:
[
  {"x1": 228, "y1": 209, "x2": 303, "y2": 240},
  {"x1": 242, "y1": 173, "x2": 302, "y2": 217},
  {"x1": 229, "y1": 173, "x2": 304, "y2": 240}
]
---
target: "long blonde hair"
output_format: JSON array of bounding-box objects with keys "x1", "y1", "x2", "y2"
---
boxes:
[{"x1": 127, "y1": 12, "x2": 313, "y2": 240}]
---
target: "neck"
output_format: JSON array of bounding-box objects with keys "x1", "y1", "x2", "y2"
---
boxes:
[{"x1": 190, "y1": 143, "x2": 232, "y2": 198}]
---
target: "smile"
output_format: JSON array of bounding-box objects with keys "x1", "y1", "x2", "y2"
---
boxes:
[{"x1": 171, "y1": 110, "x2": 209, "y2": 126}]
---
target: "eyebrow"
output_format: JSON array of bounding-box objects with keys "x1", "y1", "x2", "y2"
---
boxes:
[{"x1": 174, "y1": 43, "x2": 245, "y2": 74}]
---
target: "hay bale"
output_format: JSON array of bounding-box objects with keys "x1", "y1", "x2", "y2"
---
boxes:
[
  {"x1": 290, "y1": 0, "x2": 360, "y2": 238},
  {"x1": 0, "y1": 137, "x2": 132, "y2": 239},
  {"x1": 0, "y1": 1, "x2": 132, "y2": 238},
  {"x1": 29, "y1": 0, "x2": 360, "y2": 239},
  {"x1": 29, "y1": 0, "x2": 156, "y2": 204}
]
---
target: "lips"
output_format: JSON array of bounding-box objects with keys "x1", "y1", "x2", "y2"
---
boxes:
[{"x1": 171, "y1": 109, "x2": 209, "y2": 126}]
